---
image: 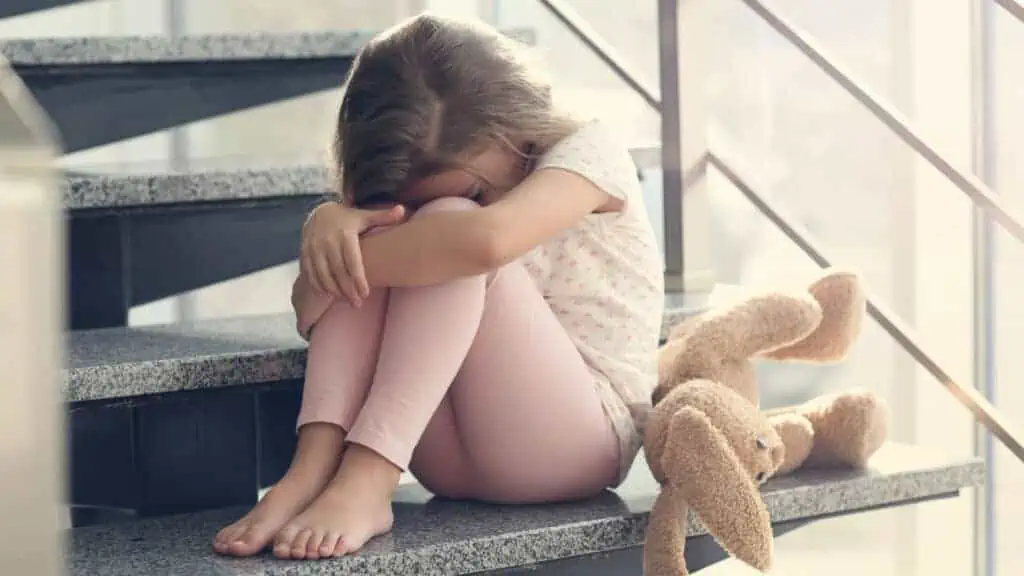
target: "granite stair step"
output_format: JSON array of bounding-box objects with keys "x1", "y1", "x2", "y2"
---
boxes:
[
  {"x1": 66, "y1": 299, "x2": 708, "y2": 405},
  {"x1": 63, "y1": 161, "x2": 333, "y2": 328},
  {"x1": 65, "y1": 163, "x2": 330, "y2": 212},
  {"x1": 64, "y1": 148, "x2": 661, "y2": 212},
  {"x1": 0, "y1": 29, "x2": 532, "y2": 153},
  {"x1": 66, "y1": 443, "x2": 985, "y2": 575}
]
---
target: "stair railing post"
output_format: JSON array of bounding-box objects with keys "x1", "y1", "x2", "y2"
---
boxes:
[
  {"x1": 969, "y1": 1, "x2": 996, "y2": 575},
  {"x1": 659, "y1": 0, "x2": 715, "y2": 294}
]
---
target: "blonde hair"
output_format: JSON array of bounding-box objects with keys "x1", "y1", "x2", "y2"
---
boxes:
[{"x1": 332, "y1": 12, "x2": 579, "y2": 206}]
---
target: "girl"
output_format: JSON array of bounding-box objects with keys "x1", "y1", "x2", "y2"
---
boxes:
[{"x1": 213, "y1": 12, "x2": 665, "y2": 561}]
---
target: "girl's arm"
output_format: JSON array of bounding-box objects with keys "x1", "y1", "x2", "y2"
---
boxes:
[{"x1": 360, "y1": 167, "x2": 621, "y2": 288}]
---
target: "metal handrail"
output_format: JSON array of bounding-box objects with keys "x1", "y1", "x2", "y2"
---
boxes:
[
  {"x1": 536, "y1": 0, "x2": 1024, "y2": 249},
  {"x1": 534, "y1": 0, "x2": 661, "y2": 112},
  {"x1": 995, "y1": 0, "x2": 1024, "y2": 24},
  {"x1": 739, "y1": 0, "x2": 1024, "y2": 246},
  {"x1": 709, "y1": 151, "x2": 1024, "y2": 464},
  {"x1": 534, "y1": 0, "x2": 1024, "y2": 244}
]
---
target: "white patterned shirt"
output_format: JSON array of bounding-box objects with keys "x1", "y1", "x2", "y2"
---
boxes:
[{"x1": 527, "y1": 120, "x2": 665, "y2": 483}]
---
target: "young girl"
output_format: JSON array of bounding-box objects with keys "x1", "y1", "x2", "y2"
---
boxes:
[{"x1": 213, "y1": 12, "x2": 665, "y2": 561}]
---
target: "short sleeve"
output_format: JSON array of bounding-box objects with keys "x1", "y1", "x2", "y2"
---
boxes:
[{"x1": 534, "y1": 120, "x2": 640, "y2": 210}]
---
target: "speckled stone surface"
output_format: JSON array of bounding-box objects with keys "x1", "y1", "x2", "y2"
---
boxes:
[
  {"x1": 1, "y1": 31, "x2": 370, "y2": 65},
  {"x1": 65, "y1": 164, "x2": 331, "y2": 210},
  {"x1": 65, "y1": 314, "x2": 307, "y2": 403},
  {"x1": 0, "y1": 29, "x2": 535, "y2": 66},
  {"x1": 66, "y1": 145, "x2": 655, "y2": 210},
  {"x1": 66, "y1": 305, "x2": 705, "y2": 403},
  {"x1": 66, "y1": 443, "x2": 984, "y2": 576}
]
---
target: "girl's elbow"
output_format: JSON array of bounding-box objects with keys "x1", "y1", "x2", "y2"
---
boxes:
[
  {"x1": 474, "y1": 228, "x2": 511, "y2": 270},
  {"x1": 467, "y1": 221, "x2": 517, "y2": 271}
]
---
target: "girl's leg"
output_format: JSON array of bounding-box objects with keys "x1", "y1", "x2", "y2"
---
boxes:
[
  {"x1": 411, "y1": 260, "x2": 620, "y2": 504},
  {"x1": 213, "y1": 288, "x2": 389, "y2": 557},
  {"x1": 273, "y1": 197, "x2": 620, "y2": 560}
]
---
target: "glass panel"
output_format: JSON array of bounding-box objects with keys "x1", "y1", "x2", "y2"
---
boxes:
[
  {"x1": 991, "y1": 7, "x2": 1024, "y2": 576},
  {"x1": 492, "y1": 0, "x2": 660, "y2": 145},
  {"x1": 708, "y1": 155, "x2": 979, "y2": 575},
  {"x1": 705, "y1": 1, "x2": 998, "y2": 574},
  {"x1": 639, "y1": 167, "x2": 666, "y2": 258}
]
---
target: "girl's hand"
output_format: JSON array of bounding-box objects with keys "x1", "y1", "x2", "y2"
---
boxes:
[{"x1": 300, "y1": 201, "x2": 407, "y2": 306}]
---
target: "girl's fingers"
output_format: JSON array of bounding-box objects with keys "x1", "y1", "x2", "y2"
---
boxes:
[
  {"x1": 300, "y1": 249, "x2": 325, "y2": 295},
  {"x1": 324, "y1": 239, "x2": 348, "y2": 290},
  {"x1": 313, "y1": 249, "x2": 341, "y2": 296},
  {"x1": 341, "y1": 233, "x2": 370, "y2": 298},
  {"x1": 327, "y1": 238, "x2": 362, "y2": 307},
  {"x1": 337, "y1": 276, "x2": 362, "y2": 309}
]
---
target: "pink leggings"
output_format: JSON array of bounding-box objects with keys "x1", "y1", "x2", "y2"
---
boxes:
[{"x1": 294, "y1": 197, "x2": 620, "y2": 504}]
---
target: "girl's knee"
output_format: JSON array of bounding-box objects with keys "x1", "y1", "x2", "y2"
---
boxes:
[{"x1": 412, "y1": 196, "x2": 481, "y2": 219}]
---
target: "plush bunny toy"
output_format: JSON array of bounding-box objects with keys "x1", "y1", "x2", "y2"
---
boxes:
[{"x1": 640, "y1": 268, "x2": 889, "y2": 575}]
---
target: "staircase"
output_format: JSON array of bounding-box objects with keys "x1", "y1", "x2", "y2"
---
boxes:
[
  {"x1": 62, "y1": 311, "x2": 985, "y2": 575},
  {"x1": 0, "y1": 1, "x2": 1005, "y2": 575}
]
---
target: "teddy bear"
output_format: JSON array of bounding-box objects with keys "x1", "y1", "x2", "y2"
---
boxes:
[{"x1": 639, "y1": 268, "x2": 889, "y2": 575}]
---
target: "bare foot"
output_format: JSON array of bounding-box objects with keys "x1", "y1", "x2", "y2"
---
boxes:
[
  {"x1": 213, "y1": 424, "x2": 345, "y2": 557},
  {"x1": 272, "y1": 444, "x2": 400, "y2": 560}
]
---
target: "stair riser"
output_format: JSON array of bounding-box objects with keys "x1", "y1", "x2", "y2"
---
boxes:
[
  {"x1": 69, "y1": 381, "x2": 301, "y2": 526},
  {"x1": 69, "y1": 197, "x2": 317, "y2": 329},
  {"x1": 16, "y1": 59, "x2": 351, "y2": 153},
  {"x1": 0, "y1": 0, "x2": 85, "y2": 19}
]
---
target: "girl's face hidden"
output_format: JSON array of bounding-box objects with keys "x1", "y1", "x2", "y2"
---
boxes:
[{"x1": 402, "y1": 144, "x2": 527, "y2": 209}]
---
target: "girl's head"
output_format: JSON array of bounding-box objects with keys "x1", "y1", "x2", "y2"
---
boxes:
[{"x1": 333, "y1": 13, "x2": 577, "y2": 208}]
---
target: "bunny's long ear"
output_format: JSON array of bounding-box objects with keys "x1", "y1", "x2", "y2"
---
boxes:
[
  {"x1": 660, "y1": 293, "x2": 822, "y2": 384},
  {"x1": 665, "y1": 407, "x2": 773, "y2": 572},
  {"x1": 643, "y1": 486, "x2": 690, "y2": 576},
  {"x1": 761, "y1": 269, "x2": 866, "y2": 363}
]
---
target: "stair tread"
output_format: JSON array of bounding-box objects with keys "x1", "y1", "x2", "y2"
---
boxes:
[
  {"x1": 0, "y1": 29, "x2": 532, "y2": 67},
  {"x1": 67, "y1": 442, "x2": 984, "y2": 575},
  {"x1": 64, "y1": 147, "x2": 660, "y2": 210},
  {"x1": 1, "y1": 31, "x2": 368, "y2": 66},
  {"x1": 66, "y1": 313, "x2": 307, "y2": 403},
  {"x1": 64, "y1": 163, "x2": 330, "y2": 210}
]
